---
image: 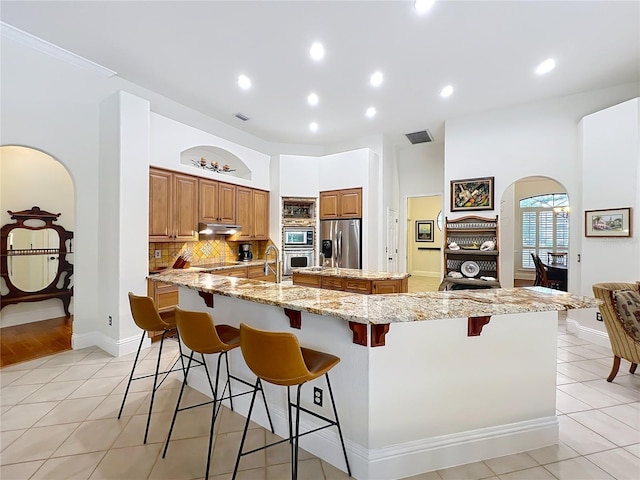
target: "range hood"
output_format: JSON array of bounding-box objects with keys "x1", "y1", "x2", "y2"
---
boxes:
[{"x1": 198, "y1": 222, "x2": 241, "y2": 235}]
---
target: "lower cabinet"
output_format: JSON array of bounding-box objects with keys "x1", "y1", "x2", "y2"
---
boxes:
[
  {"x1": 211, "y1": 265, "x2": 275, "y2": 282},
  {"x1": 293, "y1": 273, "x2": 407, "y2": 294},
  {"x1": 147, "y1": 279, "x2": 178, "y2": 341}
]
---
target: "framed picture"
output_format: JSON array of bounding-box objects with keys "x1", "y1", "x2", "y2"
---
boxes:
[
  {"x1": 450, "y1": 176, "x2": 494, "y2": 211},
  {"x1": 415, "y1": 220, "x2": 434, "y2": 242},
  {"x1": 585, "y1": 207, "x2": 632, "y2": 237}
]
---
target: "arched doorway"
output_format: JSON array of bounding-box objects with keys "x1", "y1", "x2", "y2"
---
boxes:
[
  {"x1": 0, "y1": 146, "x2": 75, "y2": 365},
  {"x1": 500, "y1": 176, "x2": 569, "y2": 289}
]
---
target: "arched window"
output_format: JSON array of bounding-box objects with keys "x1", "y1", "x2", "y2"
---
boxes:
[{"x1": 519, "y1": 193, "x2": 569, "y2": 269}]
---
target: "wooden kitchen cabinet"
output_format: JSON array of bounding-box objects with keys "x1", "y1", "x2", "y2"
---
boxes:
[
  {"x1": 320, "y1": 188, "x2": 362, "y2": 219},
  {"x1": 247, "y1": 264, "x2": 276, "y2": 282},
  {"x1": 293, "y1": 272, "x2": 407, "y2": 294},
  {"x1": 199, "y1": 179, "x2": 237, "y2": 225},
  {"x1": 233, "y1": 187, "x2": 269, "y2": 241},
  {"x1": 147, "y1": 279, "x2": 178, "y2": 341},
  {"x1": 149, "y1": 168, "x2": 198, "y2": 241},
  {"x1": 372, "y1": 278, "x2": 407, "y2": 294}
]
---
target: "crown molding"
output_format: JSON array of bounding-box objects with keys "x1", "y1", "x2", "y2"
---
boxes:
[{"x1": 1, "y1": 21, "x2": 117, "y2": 78}]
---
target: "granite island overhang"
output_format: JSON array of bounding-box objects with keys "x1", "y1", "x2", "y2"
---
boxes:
[{"x1": 148, "y1": 269, "x2": 601, "y2": 479}]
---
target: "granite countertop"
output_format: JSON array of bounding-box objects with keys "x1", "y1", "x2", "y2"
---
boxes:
[
  {"x1": 293, "y1": 266, "x2": 410, "y2": 281},
  {"x1": 148, "y1": 269, "x2": 601, "y2": 325}
]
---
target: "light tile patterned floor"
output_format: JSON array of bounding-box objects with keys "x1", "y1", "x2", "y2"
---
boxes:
[{"x1": 1, "y1": 319, "x2": 639, "y2": 480}]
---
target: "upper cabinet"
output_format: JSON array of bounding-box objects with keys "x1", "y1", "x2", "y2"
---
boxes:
[
  {"x1": 199, "y1": 179, "x2": 237, "y2": 224},
  {"x1": 149, "y1": 168, "x2": 198, "y2": 242},
  {"x1": 233, "y1": 187, "x2": 269, "y2": 241},
  {"x1": 320, "y1": 187, "x2": 362, "y2": 219}
]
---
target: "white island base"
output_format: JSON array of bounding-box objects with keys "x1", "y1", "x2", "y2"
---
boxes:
[{"x1": 177, "y1": 287, "x2": 558, "y2": 480}]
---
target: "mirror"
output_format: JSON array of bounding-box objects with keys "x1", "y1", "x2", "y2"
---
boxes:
[
  {"x1": 8, "y1": 228, "x2": 60, "y2": 291},
  {"x1": 1, "y1": 206, "x2": 74, "y2": 317}
]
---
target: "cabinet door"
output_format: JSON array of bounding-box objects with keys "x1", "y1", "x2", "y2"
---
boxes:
[
  {"x1": 252, "y1": 189, "x2": 269, "y2": 240},
  {"x1": 218, "y1": 183, "x2": 237, "y2": 224},
  {"x1": 199, "y1": 179, "x2": 220, "y2": 223},
  {"x1": 320, "y1": 191, "x2": 340, "y2": 219},
  {"x1": 149, "y1": 169, "x2": 173, "y2": 241},
  {"x1": 339, "y1": 188, "x2": 362, "y2": 218},
  {"x1": 173, "y1": 173, "x2": 198, "y2": 241},
  {"x1": 234, "y1": 186, "x2": 253, "y2": 241},
  {"x1": 372, "y1": 279, "x2": 402, "y2": 294},
  {"x1": 292, "y1": 273, "x2": 322, "y2": 287},
  {"x1": 344, "y1": 278, "x2": 371, "y2": 294}
]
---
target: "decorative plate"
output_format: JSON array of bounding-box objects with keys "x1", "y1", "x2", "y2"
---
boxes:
[{"x1": 461, "y1": 261, "x2": 480, "y2": 278}]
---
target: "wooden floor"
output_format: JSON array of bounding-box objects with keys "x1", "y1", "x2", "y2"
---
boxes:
[{"x1": 0, "y1": 316, "x2": 73, "y2": 368}]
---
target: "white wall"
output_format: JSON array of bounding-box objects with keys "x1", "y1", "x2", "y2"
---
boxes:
[
  {"x1": 150, "y1": 113, "x2": 271, "y2": 191},
  {"x1": 396, "y1": 142, "x2": 445, "y2": 273},
  {"x1": 574, "y1": 98, "x2": 640, "y2": 333}
]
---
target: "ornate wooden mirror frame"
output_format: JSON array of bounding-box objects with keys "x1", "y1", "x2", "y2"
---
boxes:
[{"x1": 1, "y1": 206, "x2": 74, "y2": 317}]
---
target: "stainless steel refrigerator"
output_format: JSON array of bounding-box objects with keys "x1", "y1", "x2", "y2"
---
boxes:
[{"x1": 320, "y1": 219, "x2": 362, "y2": 269}]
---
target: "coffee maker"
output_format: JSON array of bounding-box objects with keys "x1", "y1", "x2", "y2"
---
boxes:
[{"x1": 238, "y1": 243, "x2": 253, "y2": 261}]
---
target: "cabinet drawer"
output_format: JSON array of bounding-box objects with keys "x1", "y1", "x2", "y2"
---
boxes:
[
  {"x1": 292, "y1": 273, "x2": 322, "y2": 287},
  {"x1": 211, "y1": 267, "x2": 247, "y2": 278},
  {"x1": 344, "y1": 279, "x2": 371, "y2": 294},
  {"x1": 321, "y1": 277, "x2": 345, "y2": 291},
  {"x1": 371, "y1": 280, "x2": 402, "y2": 294}
]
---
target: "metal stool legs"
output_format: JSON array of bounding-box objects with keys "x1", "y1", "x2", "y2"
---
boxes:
[
  {"x1": 232, "y1": 373, "x2": 351, "y2": 480},
  {"x1": 117, "y1": 329, "x2": 187, "y2": 444}
]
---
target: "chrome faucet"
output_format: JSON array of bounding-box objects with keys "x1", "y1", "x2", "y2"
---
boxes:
[{"x1": 264, "y1": 244, "x2": 281, "y2": 283}]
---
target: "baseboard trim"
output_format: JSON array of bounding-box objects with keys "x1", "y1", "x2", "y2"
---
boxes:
[
  {"x1": 72, "y1": 331, "x2": 146, "y2": 357},
  {"x1": 182, "y1": 368, "x2": 558, "y2": 479},
  {"x1": 566, "y1": 318, "x2": 611, "y2": 349}
]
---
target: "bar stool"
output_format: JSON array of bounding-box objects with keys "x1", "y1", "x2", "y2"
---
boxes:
[
  {"x1": 119, "y1": 292, "x2": 188, "y2": 444},
  {"x1": 163, "y1": 307, "x2": 274, "y2": 480},
  {"x1": 232, "y1": 323, "x2": 351, "y2": 480}
]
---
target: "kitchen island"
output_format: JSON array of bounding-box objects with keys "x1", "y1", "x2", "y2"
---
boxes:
[
  {"x1": 149, "y1": 269, "x2": 599, "y2": 480},
  {"x1": 292, "y1": 266, "x2": 409, "y2": 294}
]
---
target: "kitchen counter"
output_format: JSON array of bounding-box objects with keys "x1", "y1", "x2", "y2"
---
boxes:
[
  {"x1": 154, "y1": 269, "x2": 602, "y2": 479},
  {"x1": 149, "y1": 269, "x2": 599, "y2": 325},
  {"x1": 293, "y1": 266, "x2": 409, "y2": 280}
]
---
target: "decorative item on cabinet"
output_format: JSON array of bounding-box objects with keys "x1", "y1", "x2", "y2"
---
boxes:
[
  {"x1": 439, "y1": 215, "x2": 500, "y2": 291},
  {"x1": 320, "y1": 188, "x2": 362, "y2": 219},
  {"x1": 192, "y1": 156, "x2": 237, "y2": 174},
  {"x1": 149, "y1": 168, "x2": 198, "y2": 242}
]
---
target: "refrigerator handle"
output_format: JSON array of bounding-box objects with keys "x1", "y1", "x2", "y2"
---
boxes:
[{"x1": 337, "y1": 230, "x2": 342, "y2": 268}]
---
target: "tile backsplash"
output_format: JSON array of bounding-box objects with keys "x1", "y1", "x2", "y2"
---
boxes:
[{"x1": 149, "y1": 239, "x2": 270, "y2": 270}]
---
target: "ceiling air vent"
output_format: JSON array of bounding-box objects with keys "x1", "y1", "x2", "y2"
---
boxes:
[
  {"x1": 405, "y1": 130, "x2": 434, "y2": 144},
  {"x1": 234, "y1": 113, "x2": 250, "y2": 121}
]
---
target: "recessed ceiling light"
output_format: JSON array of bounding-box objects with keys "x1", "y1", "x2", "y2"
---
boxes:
[
  {"x1": 310, "y1": 42, "x2": 325, "y2": 61},
  {"x1": 536, "y1": 58, "x2": 556, "y2": 75},
  {"x1": 237, "y1": 74, "x2": 251, "y2": 90},
  {"x1": 366, "y1": 107, "x2": 377, "y2": 118},
  {"x1": 440, "y1": 85, "x2": 454, "y2": 98},
  {"x1": 370, "y1": 71, "x2": 383, "y2": 87},
  {"x1": 307, "y1": 93, "x2": 319, "y2": 106},
  {"x1": 414, "y1": 0, "x2": 435, "y2": 14},
  {"x1": 309, "y1": 122, "x2": 318, "y2": 132}
]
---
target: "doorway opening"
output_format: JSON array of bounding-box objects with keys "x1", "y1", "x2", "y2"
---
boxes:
[
  {"x1": 407, "y1": 195, "x2": 443, "y2": 292},
  {"x1": 0, "y1": 146, "x2": 75, "y2": 365},
  {"x1": 501, "y1": 176, "x2": 569, "y2": 289}
]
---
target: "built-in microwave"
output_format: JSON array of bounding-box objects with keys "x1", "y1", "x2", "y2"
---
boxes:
[{"x1": 283, "y1": 227, "x2": 314, "y2": 247}]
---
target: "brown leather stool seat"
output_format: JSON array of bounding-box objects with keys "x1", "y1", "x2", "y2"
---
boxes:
[
  {"x1": 119, "y1": 293, "x2": 188, "y2": 444},
  {"x1": 232, "y1": 323, "x2": 351, "y2": 479},
  {"x1": 163, "y1": 308, "x2": 273, "y2": 480}
]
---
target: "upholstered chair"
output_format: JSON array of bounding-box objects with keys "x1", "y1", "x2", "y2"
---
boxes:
[{"x1": 592, "y1": 282, "x2": 640, "y2": 382}]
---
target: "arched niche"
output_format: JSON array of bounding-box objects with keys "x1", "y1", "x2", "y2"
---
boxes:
[
  {"x1": 0, "y1": 145, "x2": 75, "y2": 325},
  {"x1": 180, "y1": 145, "x2": 251, "y2": 180},
  {"x1": 500, "y1": 176, "x2": 570, "y2": 289}
]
